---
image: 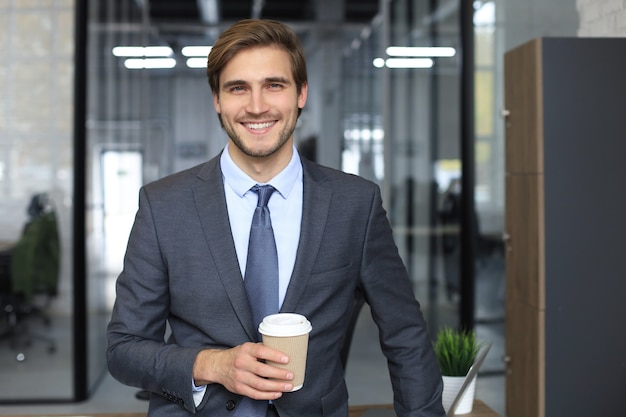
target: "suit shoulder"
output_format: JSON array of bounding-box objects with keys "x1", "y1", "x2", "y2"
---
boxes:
[
  {"x1": 143, "y1": 164, "x2": 200, "y2": 192},
  {"x1": 143, "y1": 157, "x2": 218, "y2": 194},
  {"x1": 305, "y1": 160, "x2": 380, "y2": 192}
]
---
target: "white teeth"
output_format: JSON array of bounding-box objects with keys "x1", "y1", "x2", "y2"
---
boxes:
[{"x1": 246, "y1": 121, "x2": 274, "y2": 130}]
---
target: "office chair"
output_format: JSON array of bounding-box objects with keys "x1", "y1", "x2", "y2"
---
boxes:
[
  {"x1": 0, "y1": 246, "x2": 17, "y2": 347},
  {"x1": 0, "y1": 193, "x2": 60, "y2": 361}
]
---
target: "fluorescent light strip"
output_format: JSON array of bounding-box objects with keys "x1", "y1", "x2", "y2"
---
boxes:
[
  {"x1": 186, "y1": 57, "x2": 207, "y2": 68},
  {"x1": 124, "y1": 58, "x2": 177, "y2": 69},
  {"x1": 386, "y1": 46, "x2": 456, "y2": 57},
  {"x1": 372, "y1": 58, "x2": 433, "y2": 69},
  {"x1": 181, "y1": 46, "x2": 213, "y2": 57},
  {"x1": 113, "y1": 46, "x2": 173, "y2": 57}
]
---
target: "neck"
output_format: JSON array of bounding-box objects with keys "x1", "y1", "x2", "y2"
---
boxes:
[{"x1": 229, "y1": 142, "x2": 293, "y2": 183}]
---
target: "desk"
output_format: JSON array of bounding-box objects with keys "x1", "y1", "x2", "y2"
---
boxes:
[
  {"x1": 348, "y1": 400, "x2": 500, "y2": 417},
  {"x1": 4, "y1": 400, "x2": 500, "y2": 417}
]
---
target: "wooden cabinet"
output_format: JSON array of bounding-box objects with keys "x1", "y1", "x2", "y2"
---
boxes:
[{"x1": 504, "y1": 37, "x2": 626, "y2": 417}]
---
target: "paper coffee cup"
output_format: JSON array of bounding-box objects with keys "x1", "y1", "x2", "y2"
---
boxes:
[{"x1": 259, "y1": 313, "x2": 312, "y2": 391}]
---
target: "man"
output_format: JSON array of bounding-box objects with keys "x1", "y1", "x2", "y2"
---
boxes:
[{"x1": 107, "y1": 19, "x2": 444, "y2": 417}]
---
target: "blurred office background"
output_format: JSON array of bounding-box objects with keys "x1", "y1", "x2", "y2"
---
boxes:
[{"x1": 0, "y1": 0, "x2": 622, "y2": 414}]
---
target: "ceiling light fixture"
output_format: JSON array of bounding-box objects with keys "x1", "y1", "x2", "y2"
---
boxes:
[
  {"x1": 386, "y1": 46, "x2": 456, "y2": 57},
  {"x1": 186, "y1": 58, "x2": 208, "y2": 68},
  {"x1": 124, "y1": 58, "x2": 176, "y2": 69},
  {"x1": 373, "y1": 57, "x2": 434, "y2": 69},
  {"x1": 181, "y1": 46, "x2": 213, "y2": 57},
  {"x1": 112, "y1": 46, "x2": 173, "y2": 57}
]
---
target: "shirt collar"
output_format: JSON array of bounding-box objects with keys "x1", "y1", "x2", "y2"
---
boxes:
[{"x1": 220, "y1": 142, "x2": 302, "y2": 199}]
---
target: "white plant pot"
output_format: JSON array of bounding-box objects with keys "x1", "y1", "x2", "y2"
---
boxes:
[{"x1": 441, "y1": 375, "x2": 477, "y2": 415}]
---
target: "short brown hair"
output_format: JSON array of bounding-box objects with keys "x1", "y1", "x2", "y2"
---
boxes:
[{"x1": 206, "y1": 19, "x2": 308, "y2": 97}]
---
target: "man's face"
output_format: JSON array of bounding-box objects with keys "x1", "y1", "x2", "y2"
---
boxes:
[{"x1": 213, "y1": 46, "x2": 307, "y2": 162}]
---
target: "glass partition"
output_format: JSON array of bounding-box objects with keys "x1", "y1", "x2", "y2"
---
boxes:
[
  {"x1": 84, "y1": 0, "x2": 227, "y2": 400},
  {"x1": 0, "y1": 1, "x2": 75, "y2": 402},
  {"x1": 339, "y1": 0, "x2": 579, "y2": 380},
  {"x1": 85, "y1": 1, "x2": 144, "y2": 396},
  {"x1": 340, "y1": 0, "x2": 464, "y2": 332}
]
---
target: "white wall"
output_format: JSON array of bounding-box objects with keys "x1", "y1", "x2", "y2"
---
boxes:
[{"x1": 578, "y1": 0, "x2": 626, "y2": 36}]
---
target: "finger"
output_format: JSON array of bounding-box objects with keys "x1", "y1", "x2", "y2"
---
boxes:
[
  {"x1": 231, "y1": 365, "x2": 291, "y2": 400},
  {"x1": 250, "y1": 359, "x2": 294, "y2": 383},
  {"x1": 247, "y1": 371, "x2": 294, "y2": 395},
  {"x1": 246, "y1": 345, "x2": 294, "y2": 382},
  {"x1": 250, "y1": 343, "x2": 290, "y2": 366},
  {"x1": 234, "y1": 376, "x2": 287, "y2": 401},
  {"x1": 229, "y1": 344, "x2": 294, "y2": 394}
]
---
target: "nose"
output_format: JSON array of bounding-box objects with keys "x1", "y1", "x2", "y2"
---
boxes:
[{"x1": 246, "y1": 89, "x2": 269, "y2": 114}]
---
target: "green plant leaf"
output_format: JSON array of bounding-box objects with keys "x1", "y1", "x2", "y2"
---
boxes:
[{"x1": 433, "y1": 327, "x2": 480, "y2": 376}]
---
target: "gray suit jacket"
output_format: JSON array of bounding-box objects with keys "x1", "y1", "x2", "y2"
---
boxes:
[{"x1": 106, "y1": 154, "x2": 444, "y2": 417}]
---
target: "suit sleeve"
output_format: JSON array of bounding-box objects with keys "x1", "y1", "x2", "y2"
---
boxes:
[
  {"x1": 359, "y1": 185, "x2": 445, "y2": 417},
  {"x1": 106, "y1": 186, "x2": 203, "y2": 414}
]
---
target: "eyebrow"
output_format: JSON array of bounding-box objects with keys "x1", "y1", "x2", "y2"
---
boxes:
[
  {"x1": 264, "y1": 76, "x2": 291, "y2": 85},
  {"x1": 221, "y1": 76, "x2": 292, "y2": 90}
]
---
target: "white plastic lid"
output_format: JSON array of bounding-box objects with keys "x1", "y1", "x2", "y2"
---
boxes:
[{"x1": 258, "y1": 313, "x2": 312, "y2": 337}]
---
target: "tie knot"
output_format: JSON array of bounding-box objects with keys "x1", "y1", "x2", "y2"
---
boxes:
[{"x1": 252, "y1": 184, "x2": 275, "y2": 208}]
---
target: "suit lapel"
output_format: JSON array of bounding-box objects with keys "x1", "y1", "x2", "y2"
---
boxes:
[
  {"x1": 281, "y1": 160, "x2": 332, "y2": 313},
  {"x1": 190, "y1": 156, "x2": 331, "y2": 335},
  {"x1": 192, "y1": 156, "x2": 258, "y2": 340}
]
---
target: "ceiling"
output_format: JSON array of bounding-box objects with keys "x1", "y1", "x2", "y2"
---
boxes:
[
  {"x1": 146, "y1": 0, "x2": 380, "y2": 25},
  {"x1": 98, "y1": 0, "x2": 461, "y2": 70},
  {"x1": 103, "y1": 0, "x2": 381, "y2": 51},
  {"x1": 99, "y1": 1, "x2": 462, "y2": 47}
]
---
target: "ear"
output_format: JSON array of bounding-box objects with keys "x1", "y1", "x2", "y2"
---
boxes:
[
  {"x1": 297, "y1": 82, "x2": 308, "y2": 109},
  {"x1": 213, "y1": 92, "x2": 221, "y2": 114}
]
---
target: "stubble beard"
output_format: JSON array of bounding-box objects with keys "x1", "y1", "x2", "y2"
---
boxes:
[{"x1": 221, "y1": 115, "x2": 297, "y2": 158}]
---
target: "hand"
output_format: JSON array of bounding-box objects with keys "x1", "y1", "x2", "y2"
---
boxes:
[{"x1": 193, "y1": 342, "x2": 294, "y2": 400}]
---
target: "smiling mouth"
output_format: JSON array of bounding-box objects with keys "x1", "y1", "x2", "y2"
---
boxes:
[{"x1": 244, "y1": 121, "x2": 276, "y2": 130}]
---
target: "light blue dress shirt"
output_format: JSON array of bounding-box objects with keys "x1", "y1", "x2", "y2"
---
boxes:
[
  {"x1": 193, "y1": 143, "x2": 303, "y2": 406},
  {"x1": 221, "y1": 143, "x2": 303, "y2": 308}
]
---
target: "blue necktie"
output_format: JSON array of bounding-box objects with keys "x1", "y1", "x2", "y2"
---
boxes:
[
  {"x1": 244, "y1": 184, "x2": 279, "y2": 337},
  {"x1": 238, "y1": 184, "x2": 279, "y2": 417}
]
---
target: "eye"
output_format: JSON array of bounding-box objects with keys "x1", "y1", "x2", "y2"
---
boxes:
[{"x1": 268, "y1": 83, "x2": 283, "y2": 90}]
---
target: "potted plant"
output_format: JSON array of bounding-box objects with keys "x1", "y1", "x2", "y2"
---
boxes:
[{"x1": 434, "y1": 327, "x2": 481, "y2": 415}]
